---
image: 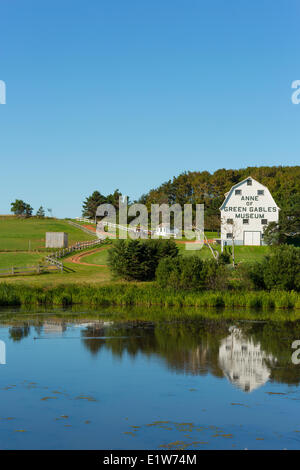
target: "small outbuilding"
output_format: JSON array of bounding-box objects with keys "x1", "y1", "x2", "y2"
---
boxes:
[
  {"x1": 154, "y1": 223, "x2": 179, "y2": 238},
  {"x1": 45, "y1": 232, "x2": 68, "y2": 248}
]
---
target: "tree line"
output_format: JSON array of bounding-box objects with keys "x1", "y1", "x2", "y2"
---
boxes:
[
  {"x1": 10, "y1": 200, "x2": 48, "y2": 218},
  {"x1": 82, "y1": 166, "x2": 300, "y2": 243},
  {"x1": 139, "y1": 166, "x2": 300, "y2": 235}
]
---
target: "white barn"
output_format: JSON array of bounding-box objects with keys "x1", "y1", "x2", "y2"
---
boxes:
[{"x1": 220, "y1": 177, "x2": 279, "y2": 248}]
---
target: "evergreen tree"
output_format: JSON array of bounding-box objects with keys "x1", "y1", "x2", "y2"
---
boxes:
[
  {"x1": 107, "y1": 239, "x2": 178, "y2": 281},
  {"x1": 82, "y1": 191, "x2": 107, "y2": 219},
  {"x1": 36, "y1": 206, "x2": 45, "y2": 218}
]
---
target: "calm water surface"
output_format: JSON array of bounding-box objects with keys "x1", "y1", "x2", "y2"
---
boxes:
[{"x1": 0, "y1": 308, "x2": 300, "y2": 450}]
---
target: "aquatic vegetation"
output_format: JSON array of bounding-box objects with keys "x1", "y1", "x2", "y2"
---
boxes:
[{"x1": 0, "y1": 282, "x2": 299, "y2": 313}]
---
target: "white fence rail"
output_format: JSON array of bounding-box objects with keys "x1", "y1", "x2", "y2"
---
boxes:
[
  {"x1": 99, "y1": 222, "x2": 153, "y2": 236},
  {"x1": 75, "y1": 217, "x2": 96, "y2": 224},
  {"x1": 47, "y1": 239, "x2": 103, "y2": 261},
  {"x1": 68, "y1": 219, "x2": 97, "y2": 235}
]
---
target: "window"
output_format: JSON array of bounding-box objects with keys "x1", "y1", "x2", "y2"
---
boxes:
[
  {"x1": 227, "y1": 218, "x2": 233, "y2": 224},
  {"x1": 257, "y1": 190, "x2": 264, "y2": 195},
  {"x1": 235, "y1": 189, "x2": 241, "y2": 195},
  {"x1": 261, "y1": 219, "x2": 268, "y2": 225},
  {"x1": 226, "y1": 233, "x2": 233, "y2": 239},
  {"x1": 247, "y1": 179, "x2": 252, "y2": 186},
  {"x1": 243, "y1": 219, "x2": 249, "y2": 224}
]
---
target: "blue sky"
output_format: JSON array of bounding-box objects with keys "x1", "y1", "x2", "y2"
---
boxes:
[{"x1": 0, "y1": 0, "x2": 299, "y2": 217}]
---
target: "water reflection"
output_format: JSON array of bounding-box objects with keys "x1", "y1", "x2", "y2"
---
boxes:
[
  {"x1": 218, "y1": 327, "x2": 276, "y2": 392},
  {"x1": 43, "y1": 321, "x2": 67, "y2": 335},
  {"x1": 4, "y1": 316, "x2": 300, "y2": 391}
]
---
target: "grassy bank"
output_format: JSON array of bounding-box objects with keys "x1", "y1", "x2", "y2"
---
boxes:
[
  {"x1": 0, "y1": 282, "x2": 299, "y2": 311},
  {"x1": 0, "y1": 216, "x2": 95, "y2": 251}
]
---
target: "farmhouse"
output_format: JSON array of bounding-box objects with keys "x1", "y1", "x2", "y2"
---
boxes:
[{"x1": 220, "y1": 177, "x2": 279, "y2": 248}]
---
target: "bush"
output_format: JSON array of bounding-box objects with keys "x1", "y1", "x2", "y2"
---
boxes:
[
  {"x1": 107, "y1": 239, "x2": 179, "y2": 281},
  {"x1": 156, "y1": 256, "x2": 228, "y2": 290},
  {"x1": 262, "y1": 245, "x2": 300, "y2": 291},
  {"x1": 246, "y1": 262, "x2": 266, "y2": 289},
  {"x1": 219, "y1": 248, "x2": 231, "y2": 264}
]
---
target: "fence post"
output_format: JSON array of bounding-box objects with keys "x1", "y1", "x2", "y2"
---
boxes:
[{"x1": 11, "y1": 266, "x2": 14, "y2": 275}]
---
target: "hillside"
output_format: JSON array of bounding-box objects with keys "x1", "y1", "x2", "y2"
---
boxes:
[
  {"x1": 140, "y1": 166, "x2": 300, "y2": 230},
  {"x1": 0, "y1": 216, "x2": 96, "y2": 251}
]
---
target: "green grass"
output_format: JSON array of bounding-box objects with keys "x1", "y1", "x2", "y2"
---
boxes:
[
  {"x1": 177, "y1": 244, "x2": 216, "y2": 259},
  {"x1": 232, "y1": 245, "x2": 270, "y2": 262},
  {"x1": 0, "y1": 259, "x2": 111, "y2": 286},
  {"x1": 0, "y1": 216, "x2": 96, "y2": 251},
  {"x1": 0, "y1": 252, "x2": 43, "y2": 269},
  {"x1": 83, "y1": 247, "x2": 110, "y2": 265},
  {"x1": 177, "y1": 243, "x2": 270, "y2": 263}
]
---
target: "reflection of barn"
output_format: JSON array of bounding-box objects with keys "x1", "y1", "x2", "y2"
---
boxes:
[{"x1": 218, "y1": 327, "x2": 276, "y2": 392}]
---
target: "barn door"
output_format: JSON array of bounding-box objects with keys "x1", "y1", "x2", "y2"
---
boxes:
[{"x1": 244, "y1": 231, "x2": 261, "y2": 246}]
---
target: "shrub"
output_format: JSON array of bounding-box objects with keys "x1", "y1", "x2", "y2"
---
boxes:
[
  {"x1": 107, "y1": 239, "x2": 179, "y2": 281},
  {"x1": 246, "y1": 262, "x2": 266, "y2": 289},
  {"x1": 262, "y1": 245, "x2": 300, "y2": 291},
  {"x1": 156, "y1": 256, "x2": 228, "y2": 290},
  {"x1": 219, "y1": 247, "x2": 231, "y2": 264}
]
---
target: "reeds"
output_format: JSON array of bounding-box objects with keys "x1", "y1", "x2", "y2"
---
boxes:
[{"x1": 0, "y1": 283, "x2": 299, "y2": 311}]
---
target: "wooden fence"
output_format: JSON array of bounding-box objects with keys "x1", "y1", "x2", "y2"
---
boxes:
[
  {"x1": 0, "y1": 236, "x2": 103, "y2": 278},
  {"x1": 67, "y1": 220, "x2": 97, "y2": 235},
  {"x1": 75, "y1": 217, "x2": 96, "y2": 224},
  {"x1": 47, "y1": 238, "x2": 103, "y2": 260},
  {"x1": 0, "y1": 262, "x2": 62, "y2": 277}
]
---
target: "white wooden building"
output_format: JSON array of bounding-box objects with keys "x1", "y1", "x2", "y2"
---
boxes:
[
  {"x1": 154, "y1": 223, "x2": 179, "y2": 238},
  {"x1": 220, "y1": 177, "x2": 279, "y2": 248}
]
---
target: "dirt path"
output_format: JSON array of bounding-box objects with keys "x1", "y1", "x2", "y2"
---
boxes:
[
  {"x1": 82, "y1": 224, "x2": 97, "y2": 233},
  {"x1": 175, "y1": 239, "x2": 215, "y2": 244},
  {"x1": 67, "y1": 246, "x2": 108, "y2": 267}
]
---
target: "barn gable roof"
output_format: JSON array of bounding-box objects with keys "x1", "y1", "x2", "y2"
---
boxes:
[{"x1": 219, "y1": 176, "x2": 280, "y2": 211}]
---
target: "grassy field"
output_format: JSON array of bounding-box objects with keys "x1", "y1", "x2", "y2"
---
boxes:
[
  {"x1": 177, "y1": 243, "x2": 270, "y2": 262},
  {"x1": 0, "y1": 242, "x2": 269, "y2": 287},
  {"x1": 0, "y1": 217, "x2": 270, "y2": 286},
  {"x1": 0, "y1": 252, "x2": 43, "y2": 269},
  {"x1": 0, "y1": 216, "x2": 96, "y2": 251},
  {"x1": 0, "y1": 259, "x2": 111, "y2": 285},
  {"x1": 83, "y1": 246, "x2": 110, "y2": 265}
]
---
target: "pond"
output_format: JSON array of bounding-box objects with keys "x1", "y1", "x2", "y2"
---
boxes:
[{"x1": 0, "y1": 308, "x2": 300, "y2": 450}]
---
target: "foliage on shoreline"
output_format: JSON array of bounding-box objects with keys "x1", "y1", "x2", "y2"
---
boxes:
[{"x1": 0, "y1": 282, "x2": 299, "y2": 311}]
